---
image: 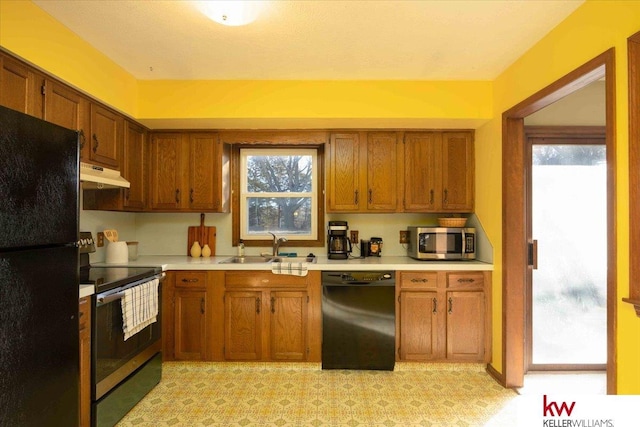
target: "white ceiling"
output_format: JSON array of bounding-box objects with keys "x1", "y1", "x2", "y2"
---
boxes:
[{"x1": 32, "y1": 0, "x2": 584, "y2": 81}]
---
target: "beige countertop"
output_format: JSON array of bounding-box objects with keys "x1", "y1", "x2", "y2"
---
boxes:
[
  {"x1": 80, "y1": 284, "x2": 94, "y2": 298},
  {"x1": 93, "y1": 255, "x2": 493, "y2": 272}
]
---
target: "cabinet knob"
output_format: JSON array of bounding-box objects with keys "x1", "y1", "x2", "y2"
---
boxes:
[
  {"x1": 181, "y1": 278, "x2": 199, "y2": 283},
  {"x1": 354, "y1": 190, "x2": 359, "y2": 204},
  {"x1": 256, "y1": 297, "x2": 261, "y2": 314},
  {"x1": 448, "y1": 297, "x2": 453, "y2": 314},
  {"x1": 175, "y1": 189, "x2": 180, "y2": 203},
  {"x1": 432, "y1": 297, "x2": 437, "y2": 314},
  {"x1": 457, "y1": 278, "x2": 475, "y2": 283},
  {"x1": 368, "y1": 189, "x2": 373, "y2": 204},
  {"x1": 92, "y1": 134, "x2": 99, "y2": 153},
  {"x1": 411, "y1": 278, "x2": 428, "y2": 283},
  {"x1": 429, "y1": 189, "x2": 434, "y2": 205},
  {"x1": 443, "y1": 189, "x2": 448, "y2": 204},
  {"x1": 190, "y1": 188, "x2": 194, "y2": 204},
  {"x1": 200, "y1": 297, "x2": 205, "y2": 314},
  {"x1": 271, "y1": 297, "x2": 276, "y2": 314}
]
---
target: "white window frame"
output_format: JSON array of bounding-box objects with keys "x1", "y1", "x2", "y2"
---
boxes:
[{"x1": 239, "y1": 148, "x2": 318, "y2": 241}]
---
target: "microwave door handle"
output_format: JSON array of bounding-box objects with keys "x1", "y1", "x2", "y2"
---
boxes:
[{"x1": 461, "y1": 229, "x2": 466, "y2": 256}]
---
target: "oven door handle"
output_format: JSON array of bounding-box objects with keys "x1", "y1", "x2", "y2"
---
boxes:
[
  {"x1": 95, "y1": 272, "x2": 165, "y2": 307},
  {"x1": 97, "y1": 292, "x2": 125, "y2": 306}
]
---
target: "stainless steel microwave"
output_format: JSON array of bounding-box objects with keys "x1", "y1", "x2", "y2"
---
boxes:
[{"x1": 407, "y1": 226, "x2": 476, "y2": 260}]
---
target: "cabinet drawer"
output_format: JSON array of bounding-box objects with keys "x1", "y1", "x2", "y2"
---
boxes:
[
  {"x1": 78, "y1": 296, "x2": 91, "y2": 331},
  {"x1": 446, "y1": 272, "x2": 484, "y2": 290},
  {"x1": 175, "y1": 271, "x2": 208, "y2": 289},
  {"x1": 225, "y1": 271, "x2": 307, "y2": 288},
  {"x1": 399, "y1": 272, "x2": 438, "y2": 289}
]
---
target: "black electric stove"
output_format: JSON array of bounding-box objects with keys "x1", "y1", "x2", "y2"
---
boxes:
[{"x1": 78, "y1": 231, "x2": 161, "y2": 293}]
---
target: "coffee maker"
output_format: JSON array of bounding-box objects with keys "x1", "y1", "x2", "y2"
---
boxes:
[{"x1": 328, "y1": 221, "x2": 352, "y2": 259}]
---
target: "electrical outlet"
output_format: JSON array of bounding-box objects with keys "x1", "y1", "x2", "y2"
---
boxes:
[
  {"x1": 350, "y1": 230, "x2": 359, "y2": 244},
  {"x1": 96, "y1": 232, "x2": 105, "y2": 247},
  {"x1": 399, "y1": 230, "x2": 409, "y2": 244}
]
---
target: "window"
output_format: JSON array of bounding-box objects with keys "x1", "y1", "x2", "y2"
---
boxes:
[{"x1": 239, "y1": 148, "x2": 319, "y2": 242}]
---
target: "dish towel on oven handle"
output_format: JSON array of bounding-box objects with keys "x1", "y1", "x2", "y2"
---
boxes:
[{"x1": 121, "y1": 278, "x2": 159, "y2": 341}]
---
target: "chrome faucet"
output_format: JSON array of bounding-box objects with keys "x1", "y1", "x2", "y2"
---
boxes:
[{"x1": 269, "y1": 232, "x2": 288, "y2": 256}]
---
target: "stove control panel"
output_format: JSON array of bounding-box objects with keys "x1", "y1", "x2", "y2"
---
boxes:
[{"x1": 78, "y1": 231, "x2": 96, "y2": 254}]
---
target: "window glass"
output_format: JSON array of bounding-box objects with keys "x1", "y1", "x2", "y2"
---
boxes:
[{"x1": 240, "y1": 149, "x2": 317, "y2": 240}]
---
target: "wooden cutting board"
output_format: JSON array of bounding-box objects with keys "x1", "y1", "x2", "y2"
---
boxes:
[{"x1": 187, "y1": 213, "x2": 216, "y2": 256}]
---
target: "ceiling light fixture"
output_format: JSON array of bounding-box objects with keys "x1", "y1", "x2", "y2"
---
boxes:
[{"x1": 195, "y1": 1, "x2": 264, "y2": 27}]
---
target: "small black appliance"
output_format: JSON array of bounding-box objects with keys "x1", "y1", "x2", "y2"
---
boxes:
[{"x1": 328, "y1": 221, "x2": 352, "y2": 259}]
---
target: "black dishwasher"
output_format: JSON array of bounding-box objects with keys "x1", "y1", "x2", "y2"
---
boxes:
[{"x1": 321, "y1": 271, "x2": 395, "y2": 370}]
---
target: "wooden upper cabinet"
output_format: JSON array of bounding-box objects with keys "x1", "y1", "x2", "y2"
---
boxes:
[
  {"x1": 441, "y1": 132, "x2": 474, "y2": 211},
  {"x1": 0, "y1": 53, "x2": 44, "y2": 118},
  {"x1": 150, "y1": 133, "x2": 184, "y2": 210},
  {"x1": 123, "y1": 120, "x2": 147, "y2": 209},
  {"x1": 188, "y1": 133, "x2": 230, "y2": 212},
  {"x1": 43, "y1": 79, "x2": 90, "y2": 156},
  {"x1": 327, "y1": 132, "x2": 361, "y2": 211},
  {"x1": 149, "y1": 132, "x2": 230, "y2": 212},
  {"x1": 89, "y1": 103, "x2": 122, "y2": 168},
  {"x1": 404, "y1": 132, "x2": 440, "y2": 211},
  {"x1": 366, "y1": 132, "x2": 399, "y2": 211},
  {"x1": 403, "y1": 131, "x2": 474, "y2": 213},
  {"x1": 327, "y1": 131, "x2": 400, "y2": 213}
]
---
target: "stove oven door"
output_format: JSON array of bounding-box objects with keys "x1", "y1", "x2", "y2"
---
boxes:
[{"x1": 92, "y1": 277, "x2": 162, "y2": 401}]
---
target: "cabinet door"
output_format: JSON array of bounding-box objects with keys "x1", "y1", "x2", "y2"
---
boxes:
[
  {"x1": 224, "y1": 291, "x2": 262, "y2": 360},
  {"x1": 270, "y1": 290, "x2": 308, "y2": 361},
  {"x1": 149, "y1": 133, "x2": 184, "y2": 210},
  {"x1": 446, "y1": 291, "x2": 485, "y2": 361},
  {"x1": 327, "y1": 132, "x2": 361, "y2": 211},
  {"x1": 399, "y1": 291, "x2": 441, "y2": 360},
  {"x1": 78, "y1": 297, "x2": 91, "y2": 427},
  {"x1": 123, "y1": 120, "x2": 146, "y2": 209},
  {"x1": 441, "y1": 132, "x2": 474, "y2": 212},
  {"x1": 0, "y1": 54, "x2": 44, "y2": 118},
  {"x1": 404, "y1": 132, "x2": 440, "y2": 212},
  {"x1": 189, "y1": 133, "x2": 220, "y2": 211},
  {"x1": 44, "y1": 79, "x2": 90, "y2": 158},
  {"x1": 90, "y1": 103, "x2": 121, "y2": 168},
  {"x1": 366, "y1": 132, "x2": 399, "y2": 211},
  {"x1": 174, "y1": 289, "x2": 208, "y2": 360}
]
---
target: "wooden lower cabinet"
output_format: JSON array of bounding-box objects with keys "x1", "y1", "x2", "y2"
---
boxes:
[
  {"x1": 78, "y1": 296, "x2": 91, "y2": 427},
  {"x1": 163, "y1": 270, "x2": 320, "y2": 362},
  {"x1": 397, "y1": 270, "x2": 490, "y2": 363},
  {"x1": 224, "y1": 291, "x2": 263, "y2": 360},
  {"x1": 163, "y1": 271, "x2": 217, "y2": 361},
  {"x1": 223, "y1": 271, "x2": 320, "y2": 362},
  {"x1": 174, "y1": 289, "x2": 208, "y2": 360}
]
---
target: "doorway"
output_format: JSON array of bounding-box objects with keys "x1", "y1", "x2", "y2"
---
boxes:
[
  {"x1": 525, "y1": 129, "x2": 607, "y2": 371},
  {"x1": 501, "y1": 49, "x2": 616, "y2": 393}
]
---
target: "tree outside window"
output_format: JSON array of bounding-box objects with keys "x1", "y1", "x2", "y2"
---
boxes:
[{"x1": 240, "y1": 148, "x2": 318, "y2": 240}]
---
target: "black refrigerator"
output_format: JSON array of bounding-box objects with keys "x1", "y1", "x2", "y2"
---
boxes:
[{"x1": 0, "y1": 105, "x2": 80, "y2": 426}]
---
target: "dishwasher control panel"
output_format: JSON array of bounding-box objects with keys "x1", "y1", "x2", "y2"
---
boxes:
[{"x1": 322, "y1": 271, "x2": 395, "y2": 285}]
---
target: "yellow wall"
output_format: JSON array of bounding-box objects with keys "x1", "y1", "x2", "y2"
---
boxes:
[
  {"x1": 137, "y1": 79, "x2": 492, "y2": 123},
  {"x1": 2, "y1": 0, "x2": 640, "y2": 393},
  {"x1": 476, "y1": 0, "x2": 640, "y2": 393},
  {"x1": 0, "y1": 0, "x2": 139, "y2": 116}
]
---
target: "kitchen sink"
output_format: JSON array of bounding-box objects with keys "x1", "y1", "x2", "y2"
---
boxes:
[
  {"x1": 219, "y1": 255, "x2": 317, "y2": 264},
  {"x1": 272, "y1": 256, "x2": 317, "y2": 264},
  {"x1": 219, "y1": 256, "x2": 274, "y2": 264}
]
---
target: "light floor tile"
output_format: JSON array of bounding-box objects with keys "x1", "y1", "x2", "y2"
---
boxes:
[{"x1": 116, "y1": 362, "x2": 517, "y2": 427}]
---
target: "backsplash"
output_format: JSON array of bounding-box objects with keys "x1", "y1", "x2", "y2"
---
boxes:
[{"x1": 81, "y1": 194, "x2": 492, "y2": 261}]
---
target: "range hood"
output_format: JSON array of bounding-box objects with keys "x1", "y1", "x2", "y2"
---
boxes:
[{"x1": 80, "y1": 162, "x2": 130, "y2": 189}]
